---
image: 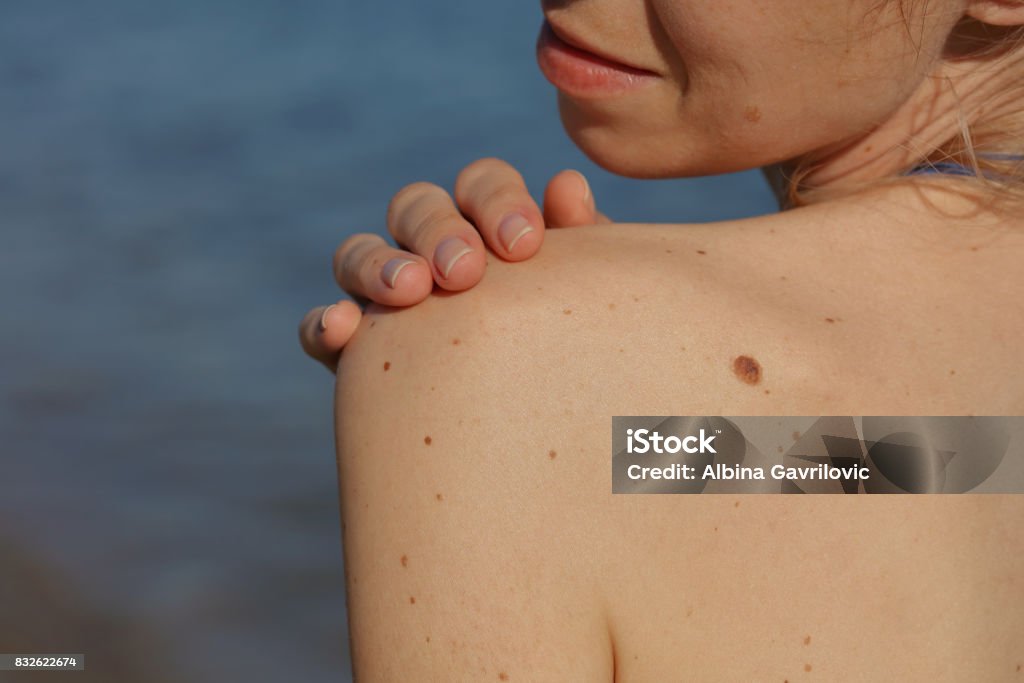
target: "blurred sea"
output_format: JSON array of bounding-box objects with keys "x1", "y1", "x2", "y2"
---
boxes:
[{"x1": 0, "y1": 1, "x2": 776, "y2": 681}]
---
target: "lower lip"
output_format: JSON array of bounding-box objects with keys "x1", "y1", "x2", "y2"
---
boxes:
[{"x1": 535, "y1": 22, "x2": 658, "y2": 97}]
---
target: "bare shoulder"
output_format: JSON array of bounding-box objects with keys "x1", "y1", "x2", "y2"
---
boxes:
[
  {"x1": 347, "y1": 190, "x2": 1024, "y2": 415},
  {"x1": 335, "y1": 196, "x2": 1024, "y2": 681}
]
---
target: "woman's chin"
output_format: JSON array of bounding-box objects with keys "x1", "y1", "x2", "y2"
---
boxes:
[{"x1": 561, "y1": 125, "x2": 703, "y2": 179}]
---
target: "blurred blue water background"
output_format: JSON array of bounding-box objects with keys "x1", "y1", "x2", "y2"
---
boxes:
[{"x1": 0, "y1": 1, "x2": 776, "y2": 681}]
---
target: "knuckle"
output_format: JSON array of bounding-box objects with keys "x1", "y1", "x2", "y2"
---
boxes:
[
  {"x1": 456, "y1": 157, "x2": 523, "y2": 197},
  {"x1": 407, "y1": 206, "x2": 464, "y2": 245},
  {"x1": 334, "y1": 235, "x2": 382, "y2": 287},
  {"x1": 388, "y1": 181, "x2": 444, "y2": 225},
  {"x1": 478, "y1": 184, "x2": 527, "y2": 212},
  {"x1": 334, "y1": 233, "x2": 375, "y2": 274}
]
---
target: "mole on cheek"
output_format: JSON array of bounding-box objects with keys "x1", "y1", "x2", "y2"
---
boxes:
[{"x1": 732, "y1": 355, "x2": 762, "y2": 385}]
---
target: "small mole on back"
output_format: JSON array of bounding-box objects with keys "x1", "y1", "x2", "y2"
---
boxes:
[
  {"x1": 744, "y1": 105, "x2": 762, "y2": 122},
  {"x1": 383, "y1": 361, "x2": 391, "y2": 371},
  {"x1": 804, "y1": 664, "x2": 812, "y2": 672},
  {"x1": 436, "y1": 493, "x2": 444, "y2": 501},
  {"x1": 549, "y1": 449, "x2": 557, "y2": 460},
  {"x1": 804, "y1": 635, "x2": 811, "y2": 645},
  {"x1": 696, "y1": 249, "x2": 707, "y2": 255},
  {"x1": 409, "y1": 596, "x2": 416, "y2": 604},
  {"x1": 424, "y1": 435, "x2": 432, "y2": 445},
  {"x1": 400, "y1": 554, "x2": 408, "y2": 567},
  {"x1": 452, "y1": 338, "x2": 460, "y2": 345},
  {"x1": 732, "y1": 355, "x2": 762, "y2": 385},
  {"x1": 563, "y1": 308, "x2": 572, "y2": 315},
  {"x1": 499, "y1": 674, "x2": 509, "y2": 681},
  {"x1": 369, "y1": 321, "x2": 376, "y2": 328}
]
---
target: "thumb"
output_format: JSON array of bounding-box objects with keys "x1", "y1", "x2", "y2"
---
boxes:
[{"x1": 542, "y1": 169, "x2": 610, "y2": 228}]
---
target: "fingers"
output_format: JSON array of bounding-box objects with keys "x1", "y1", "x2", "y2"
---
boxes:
[
  {"x1": 298, "y1": 300, "x2": 362, "y2": 374},
  {"x1": 453, "y1": 157, "x2": 546, "y2": 262},
  {"x1": 387, "y1": 182, "x2": 488, "y2": 291},
  {"x1": 333, "y1": 233, "x2": 434, "y2": 306},
  {"x1": 543, "y1": 169, "x2": 611, "y2": 228}
]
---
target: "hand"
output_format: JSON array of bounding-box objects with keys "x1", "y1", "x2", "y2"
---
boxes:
[{"x1": 298, "y1": 157, "x2": 609, "y2": 372}]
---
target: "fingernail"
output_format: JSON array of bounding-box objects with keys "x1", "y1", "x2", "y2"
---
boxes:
[
  {"x1": 319, "y1": 304, "x2": 335, "y2": 332},
  {"x1": 498, "y1": 213, "x2": 535, "y2": 252},
  {"x1": 569, "y1": 169, "x2": 592, "y2": 206},
  {"x1": 434, "y1": 237, "x2": 473, "y2": 279},
  {"x1": 381, "y1": 258, "x2": 416, "y2": 289}
]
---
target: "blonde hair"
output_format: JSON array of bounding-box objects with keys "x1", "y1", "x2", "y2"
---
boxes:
[{"x1": 781, "y1": 9, "x2": 1024, "y2": 211}]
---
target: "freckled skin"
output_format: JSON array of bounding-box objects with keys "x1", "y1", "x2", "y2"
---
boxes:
[
  {"x1": 435, "y1": 493, "x2": 444, "y2": 501},
  {"x1": 805, "y1": 663, "x2": 813, "y2": 672},
  {"x1": 499, "y1": 674, "x2": 509, "y2": 681},
  {"x1": 804, "y1": 635, "x2": 811, "y2": 645},
  {"x1": 732, "y1": 355, "x2": 762, "y2": 385},
  {"x1": 563, "y1": 309, "x2": 572, "y2": 315}
]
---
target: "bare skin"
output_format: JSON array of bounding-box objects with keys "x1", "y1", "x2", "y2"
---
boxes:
[
  {"x1": 313, "y1": 0, "x2": 1024, "y2": 679},
  {"x1": 334, "y1": 181, "x2": 1024, "y2": 681}
]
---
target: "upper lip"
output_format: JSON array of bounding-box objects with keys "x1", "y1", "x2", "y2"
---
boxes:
[{"x1": 543, "y1": 18, "x2": 658, "y2": 75}]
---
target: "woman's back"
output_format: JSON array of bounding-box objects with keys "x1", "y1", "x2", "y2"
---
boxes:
[{"x1": 335, "y1": 186, "x2": 1024, "y2": 681}]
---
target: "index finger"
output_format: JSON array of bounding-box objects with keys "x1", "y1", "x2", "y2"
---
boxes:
[{"x1": 454, "y1": 157, "x2": 545, "y2": 261}]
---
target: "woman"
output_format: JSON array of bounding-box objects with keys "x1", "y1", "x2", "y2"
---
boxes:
[{"x1": 301, "y1": 1, "x2": 1024, "y2": 679}]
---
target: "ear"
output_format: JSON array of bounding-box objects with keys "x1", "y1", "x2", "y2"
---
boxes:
[{"x1": 964, "y1": 0, "x2": 1024, "y2": 25}]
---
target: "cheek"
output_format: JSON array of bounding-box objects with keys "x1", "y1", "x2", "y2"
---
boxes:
[{"x1": 564, "y1": 0, "x2": 957, "y2": 177}]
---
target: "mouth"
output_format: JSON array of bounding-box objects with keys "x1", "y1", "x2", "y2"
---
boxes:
[{"x1": 535, "y1": 20, "x2": 659, "y2": 98}]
